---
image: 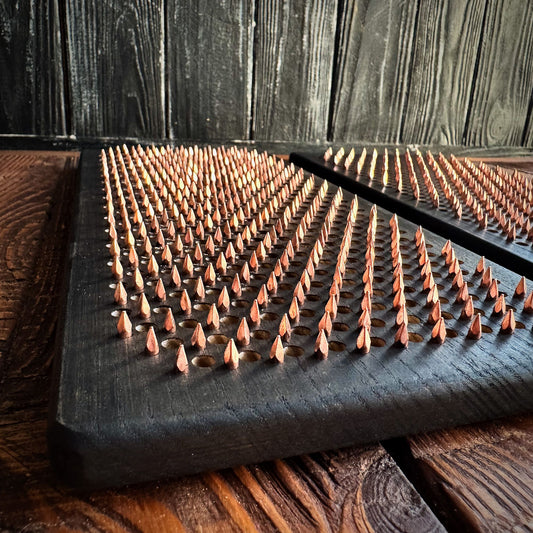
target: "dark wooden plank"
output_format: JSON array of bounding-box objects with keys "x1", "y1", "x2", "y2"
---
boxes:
[
  {"x1": 166, "y1": 0, "x2": 254, "y2": 140},
  {"x1": 464, "y1": 0, "x2": 533, "y2": 146},
  {"x1": 330, "y1": 0, "x2": 419, "y2": 143},
  {"x1": 0, "y1": 0, "x2": 66, "y2": 136},
  {"x1": 406, "y1": 415, "x2": 533, "y2": 532},
  {"x1": 65, "y1": 0, "x2": 165, "y2": 139},
  {"x1": 0, "y1": 152, "x2": 78, "y2": 361},
  {"x1": 402, "y1": 0, "x2": 485, "y2": 145},
  {"x1": 253, "y1": 0, "x2": 337, "y2": 141},
  {"x1": 0, "y1": 150, "x2": 443, "y2": 532}
]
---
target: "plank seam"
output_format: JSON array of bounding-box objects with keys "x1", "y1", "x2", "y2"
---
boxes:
[
  {"x1": 326, "y1": 0, "x2": 344, "y2": 143},
  {"x1": 57, "y1": 0, "x2": 72, "y2": 137},
  {"x1": 249, "y1": 0, "x2": 259, "y2": 141},
  {"x1": 462, "y1": 1, "x2": 489, "y2": 146},
  {"x1": 520, "y1": 87, "x2": 533, "y2": 147},
  {"x1": 399, "y1": 0, "x2": 422, "y2": 143}
]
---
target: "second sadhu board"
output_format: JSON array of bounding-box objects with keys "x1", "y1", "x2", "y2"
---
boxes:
[
  {"x1": 290, "y1": 148, "x2": 533, "y2": 278},
  {"x1": 49, "y1": 145, "x2": 533, "y2": 488}
]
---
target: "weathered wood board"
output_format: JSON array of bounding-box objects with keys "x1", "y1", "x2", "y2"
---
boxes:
[
  {"x1": 49, "y1": 147, "x2": 533, "y2": 489},
  {"x1": 290, "y1": 150, "x2": 533, "y2": 277}
]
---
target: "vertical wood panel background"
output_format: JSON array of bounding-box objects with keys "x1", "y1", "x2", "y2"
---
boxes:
[
  {"x1": 1, "y1": 0, "x2": 533, "y2": 147},
  {"x1": 166, "y1": 0, "x2": 254, "y2": 140},
  {"x1": 253, "y1": 0, "x2": 337, "y2": 142},
  {"x1": 65, "y1": 0, "x2": 165, "y2": 139},
  {"x1": 0, "y1": 0, "x2": 66, "y2": 136}
]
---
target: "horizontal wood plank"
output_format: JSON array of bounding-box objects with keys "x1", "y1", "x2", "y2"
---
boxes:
[{"x1": 407, "y1": 415, "x2": 533, "y2": 532}]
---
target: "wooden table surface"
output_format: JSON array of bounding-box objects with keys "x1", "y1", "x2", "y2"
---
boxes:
[{"x1": 0, "y1": 150, "x2": 532, "y2": 532}]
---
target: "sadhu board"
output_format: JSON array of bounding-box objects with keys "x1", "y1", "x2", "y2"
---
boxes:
[{"x1": 49, "y1": 146, "x2": 533, "y2": 488}]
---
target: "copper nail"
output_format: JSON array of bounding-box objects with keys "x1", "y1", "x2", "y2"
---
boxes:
[
  {"x1": 193, "y1": 276, "x2": 206, "y2": 300},
  {"x1": 176, "y1": 344, "x2": 189, "y2": 373},
  {"x1": 279, "y1": 313, "x2": 291, "y2": 342},
  {"x1": 358, "y1": 309, "x2": 371, "y2": 329},
  {"x1": 160, "y1": 307, "x2": 175, "y2": 333},
  {"x1": 117, "y1": 310, "x2": 132, "y2": 338},
  {"x1": 394, "y1": 322, "x2": 409, "y2": 348},
  {"x1": 172, "y1": 234, "x2": 184, "y2": 256},
  {"x1": 288, "y1": 297, "x2": 300, "y2": 323},
  {"x1": 325, "y1": 295, "x2": 337, "y2": 319},
  {"x1": 318, "y1": 311, "x2": 332, "y2": 337},
  {"x1": 216, "y1": 252, "x2": 227, "y2": 275},
  {"x1": 138, "y1": 293, "x2": 151, "y2": 319},
  {"x1": 249, "y1": 299, "x2": 261, "y2": 327},
  {"x1": 217, "y1": 286, "x2": 231, "y2": 312},
  {"x1": 114, "y1": 282, "x2": 128, "y2": 306},
  {"x1": 191, "y1": 323, "x2": 206, "y2": 350},
  {"x1": 240, "y1": 262, "x2": 251, "y2": 284},
  {"x1": 431, "y1": 317, "x2": 446, "y2": 344},
  {"x1": 480, "y1": 267, "x2": 492, "y2": 288},
  {"x1": 204, "y1": 263, "x2": 216, "y2": 286},
  {"x1": 396, "y1": 304, "x2": 408, "y2": 327},
  {"x1": 193, "y1": 242, "x2": 203, "y2": 264},
  {"x1": 224, "y1": 339, "x2": 239, "y2": 370},
  {"x1": 182, "y1": 254, "x2": 194, "y2": 277},
  {"x1": 155, "y1": 278, "x2": 166, "y2": 301},
  {"x1": 225, "y1": 242, "x2": 236, "y2": 263},
  {"x1": 237, "y1": 317, "x2": 250, "y2": 346},
  {"x1": 500, "y1": 309, "x2": 516, "y2": 334},
  {"x1": 207, "y1": 303, "x2": 220, "y2": 330},
  {"x1": 493, "y1": 293, "x2": 506, "y2": 316},
  {"x1": 128, "y1": 247, "x2": 139, "y2": 268},
  {"x1": 456, "y1": 283, "x2": 469, "y2": 304},
  {"x1": 270, "y1": 335, "x2": 284, "y2": 363},
  {"x1": 145, "y1": 326, "x2": 159, "y2": 356},
  {"x1": 171, "y1": 265, "x2": 181, "y2": 288},
  {"x1": 428, "y1": 301, "x2": 441, "y2": 325},
  {"x1": 486, "y1": 279, "x2": 499, "y2": 300},
  {"x1": 356, "y1": 326, "x2": 371, "y2": 354},
  {"x1": 514, "y1": 276, "x2": 527, "y2": 298},
  {"x1": 524, "y1": 292, "x2": 533, "y2": 313},
  {"x1": 257, "y1": 284, "x2": 268, "y2": 307},
  {"x1": 460, "y1": 296, "x2": 474, "y2": 320},
  {"x1": 426, "y1": 285, "x2": 439, "y2": 307},
  {"x1": 205, "y1": 235, "x2": 215, "y2": 256},
  {"x1": 467, "y1": 314, "x2": 482, "y2": 340},
  {"x1": 314, "y1": 329, "x2": 329, "y2": 360},
  {"x1": 133, "y1": 268, "x2": 144, "y2": 292},
  {"x1": 180, "y1": 288, "x2": 192, "y2": 314},
  {"x1": 112, "y1": 256, "x2": 123, "y2": 279},
  {"x1": 475, "y1": 256, "x2": 486, "y2": 275}
]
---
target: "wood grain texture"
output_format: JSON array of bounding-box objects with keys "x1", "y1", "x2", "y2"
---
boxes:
[
  {"x1": 330, "y1": 0, "x2": 419, "y2": 143},
  {"x1": 166, "y1": 0, "x2": 254, "y2": 140},
  {"x1": 65, "y1": 0, "x2": 165, "y2": 139},
  {"x1": 402, "y1": 0, "x2": 485, "y2": 145},
  {"x1": 408, "y1": 415, "x2": 533, "y2": 532},
  {"x1": 0, "y1": 152, "x2": 77, "y2": 359},
  {"x1": 253, "y1": 0, "x2": 338, "y2": 142},
  {"x1": 464, "y1": 0, "x2": 533, "y2": 146},
  {"x1": 0, "y1": 0, "x2": 66, "y2": 136},
  {"x1": 0, "y1": 150, "x2": 444, "y2": 533}
]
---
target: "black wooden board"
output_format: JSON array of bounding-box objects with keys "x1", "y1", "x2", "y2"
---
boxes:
[
  {"x1": 49, "y1": 146, "x2": 533, "y2": 489},
  {"x1": 290, "y1": 151, "x2": 533, "y2": 278}
]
